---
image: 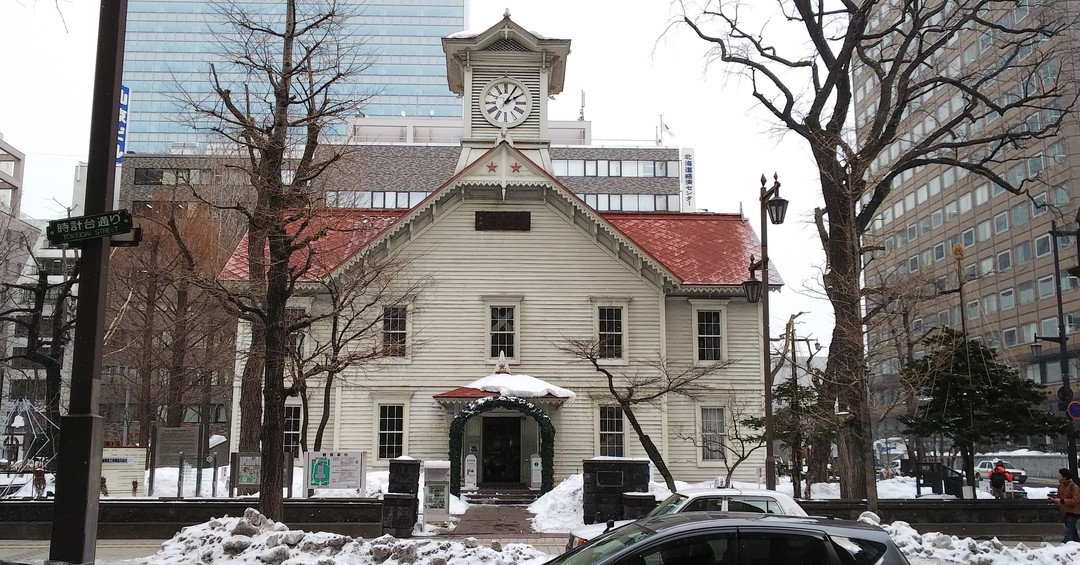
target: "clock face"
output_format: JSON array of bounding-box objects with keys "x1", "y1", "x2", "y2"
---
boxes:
[{"x1": 481, "y1": 78, "x2": 532, "y2": 127}]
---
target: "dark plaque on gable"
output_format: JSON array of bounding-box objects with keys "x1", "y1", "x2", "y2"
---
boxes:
[{"x1": 475, "y1": 211, "x2": 531, "y2": 231}]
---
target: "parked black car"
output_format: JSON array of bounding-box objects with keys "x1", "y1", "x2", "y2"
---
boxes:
[{"x1": 544, "y1": 512, "x2": 910, "y2": 565}]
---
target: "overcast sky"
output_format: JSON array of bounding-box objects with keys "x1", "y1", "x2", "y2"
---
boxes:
[{"x1": 0, "y1": 0, "x2": 833, "y2": 348}]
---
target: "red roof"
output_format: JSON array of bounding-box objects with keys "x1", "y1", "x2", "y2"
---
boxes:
[
  {"x1": 219, "y1": 209, "x2": 407, "y2": 282},
  {"x1": 432, "y1": 387, "x2": 500, "y2": 399},
  {"x1": 602, "y1": 211, "x2": 779, "y2": 286},
  {"x1": 220, "y1": 209, "x2": 776, "y2": 288}
]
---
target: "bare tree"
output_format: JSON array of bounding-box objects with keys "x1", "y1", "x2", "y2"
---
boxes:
[
  {"x1": 286, "y1": 257, "x2": 428, "y2": 453},
  {"x1": 680, "y1": 0, "x2": 1078, "y2": 505},
  {"x1": 105, "y1": 196, "x2": 239, "y2": 448},
  {"x1": 674, "y1": 391, "x2": 764, "y2": 486},
  {"x1": 559, "y1": 338, "x2": 737, "y2": 491},
  {"x1": 0, "y1": 237, "x2": 78, "y2": 460},
  {"x1": 174, "y1": 0, "x2": 374, "y2": 519}
]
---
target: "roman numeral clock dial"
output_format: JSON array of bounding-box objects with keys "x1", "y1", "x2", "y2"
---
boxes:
[{"x1": 481, "y1": 77, "x2": 532, "y2": 128}]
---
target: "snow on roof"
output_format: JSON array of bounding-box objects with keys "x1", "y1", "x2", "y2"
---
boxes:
[{"x1": 463, "y1": 373, "x2": 576, "y2": 400}]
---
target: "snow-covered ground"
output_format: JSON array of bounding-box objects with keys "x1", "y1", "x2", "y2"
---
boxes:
[{"x1": 86, "y1": 471, "x2": 1080, "y2": 565}]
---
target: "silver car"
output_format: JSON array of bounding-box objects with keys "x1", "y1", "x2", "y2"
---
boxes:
[
  {"x1": 548, "y1": 513, "x2": 911, "y2": 565},
  {"x1": 566, "y1": 488, "x2": 807, "y2": 552}
]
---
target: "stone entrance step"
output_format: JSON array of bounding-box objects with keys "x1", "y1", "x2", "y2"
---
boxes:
[{"x1": 462, "y1": 486, "x2": 540, "y2": 506}]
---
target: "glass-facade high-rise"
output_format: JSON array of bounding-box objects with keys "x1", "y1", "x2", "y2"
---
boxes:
[{"x1": 123, "y1": 0, "x2": 465, "y2": 153}]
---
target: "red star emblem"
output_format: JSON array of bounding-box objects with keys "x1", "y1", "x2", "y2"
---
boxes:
[
  {"x1": 511, "y1": 163, "x2": 521, "y2": 173},
  {"x1": 487, "y1": 162, "x2": 497, "y2": 172}
]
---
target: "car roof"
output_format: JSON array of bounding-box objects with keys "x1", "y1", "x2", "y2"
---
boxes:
[
  {"x1": 632, "y1": 512, "x2": 891, "y2": 539},
  {"x1": 676, "y1": 487, "x2": 797, "y2": 500}
]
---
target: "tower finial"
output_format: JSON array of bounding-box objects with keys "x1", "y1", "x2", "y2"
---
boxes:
[{"x1": 503, "y1": 8, "x2": 511, "y2": 18}]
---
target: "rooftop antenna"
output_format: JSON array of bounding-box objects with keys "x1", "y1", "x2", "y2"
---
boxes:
[{"x1": 578, "y1": 91, "x2": 585, "y2": 121}]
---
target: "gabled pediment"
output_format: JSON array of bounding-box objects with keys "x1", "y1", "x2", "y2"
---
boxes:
[
  {"x1": 453, "y1": 140, "x2": 552, "y2": 193},
  {"x1": 442, "y1": 13, "x2": 571, "y2": 95}
]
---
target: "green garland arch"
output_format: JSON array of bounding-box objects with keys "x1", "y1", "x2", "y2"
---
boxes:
[{"x1": 448, "y1": 396, "x2": 556, "y2": 496}]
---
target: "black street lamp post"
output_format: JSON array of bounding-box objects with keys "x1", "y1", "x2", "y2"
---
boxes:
[
  {"x1": 742, "y1": 173, "x2": 789, "y2": 490},
  {"x1": 1030, "y1": 217, "x2": 1079, "y2": 479}
]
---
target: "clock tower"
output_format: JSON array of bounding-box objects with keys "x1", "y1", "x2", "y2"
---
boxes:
[{"x1": 442, "y1": 12, "x2": 571, "y2": 173}]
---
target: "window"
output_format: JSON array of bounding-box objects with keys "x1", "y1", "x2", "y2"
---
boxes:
[
  {"x1": 1033, "y1": 192, "x2": 1048, "y2": 216},
  {"x1": 1035, "y1": 234, "x2": 1052, "y2": 258},
  {"x1": 1019, "y1": 281, "x2": 1035, "y2": 304},
  {"x1": 1000, "y1": 288, "x2": 1015, "y2": 310},
  {"x1": 489, "y1": 306, "x2": 516, "y2": 358},
  {"x1": 382, "y1": 306, "x2": 407, "y2": 357},
  {"x1": 378, "y1": 404, "x2": 404, "y2": 459},
  {"x1": 945, "y1": 201, "x2": 958, "y2": 221},
  {"x1": 284, "y1": 406, "x2": 301, "y2": 459},
  {"x1": 1003, "y1": 327, "x2": 1018, "y2": 347},
  {"x1": 993, "y1": 212, "x2": 1008, "y2": 234},
  {"x1": 933, "y1": 242, "x2": 946, "y2": 262},
  {"x1": 959, "y1": 192, "x2": 972, "y2": 213},
  {"x1": 983, "y1": 293, "x2": 998, "y2": 315},
  {"x1": 1038, "y1": 275, "x2": 1056, "y2": 298},
  {"x1": 1016, "y1": 240, "x2": 1032, "y2": 264},
  {"x1": 1010, "y1": 203, "x2": 1028, "y2": 227},
  {"x1": 599, "y1": 406, "x2": 624, "y2": 457},
  {"x1": 967, "y1": 300, "x2": 980, "y2": 320},
  {"x1": 701, "y1": 407, "x2": 725, "y2": 461},
  {"x1": 931, "y1": 209, "x2": 943, "y2": 228},
  {"x1": 977, "y1": 220, "x2": 992, "y2": 242},
  {"x1": 1053, "y1": 183, "x2": 1070, "y2": 207},
  {"x1": 595, "y1": 302, "x2": 626, "y2": 360},
  {"x1": 694, "y1": 305, "x2": 724, "y2": 362},
  {"x1": 961, "y1": 228, "x2": 974, "y2": 247},
  {"x1": 997, "y1": 250, "x2": 1012, "y2": 271}
]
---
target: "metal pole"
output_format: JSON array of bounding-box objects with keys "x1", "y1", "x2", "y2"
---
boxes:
[
  {"x1": 48, "y1": 1, "x2": 126, "y2": 563},
  {"x1": 1051, "y1": 221, "x2": 1079, "y2": 478},
  {"x1": 761, "y1": 181, "x2": 776, "y2": 491}
]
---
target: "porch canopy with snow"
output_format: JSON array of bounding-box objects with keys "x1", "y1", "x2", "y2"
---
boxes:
[{"x1": 435, "y1": 355, "x2": 574, "y2": 495}]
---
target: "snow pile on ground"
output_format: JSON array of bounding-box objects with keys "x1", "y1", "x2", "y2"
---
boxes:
[
  {"x1": 859, "y1": 511, "x2": 1080, "y2": 565},
  {"x1": 139, "y1": 507, "x2": 550, "y2": 565},
  {"x1": 527, "y1": 473, "x2": 585, "y2": 532}
]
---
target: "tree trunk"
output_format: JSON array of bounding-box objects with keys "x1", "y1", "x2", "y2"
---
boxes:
[
  {"x1": 259, "y1": 219, "x2": 290, "y2": 520},
  {"x1": 818, "y1": 156, "x2": 877, "y2": 510},
  {"x1": 622, "y1": 403, "x2": 676, "y2": 492},
  {"x1": 313, "y1": 370, "x2": 337, "y2": 452},
  {"x1": 238, "y1": 324, "x2": 265, "y2": 452},
  {"x1": 165, "y1": 277, "x2": 189, "y2": 427},
  {"x1": 299, "y1": 385, "x2": 309, "y2": 453}
]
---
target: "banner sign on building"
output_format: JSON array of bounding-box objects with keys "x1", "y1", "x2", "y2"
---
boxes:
[
  {"x1": 117, "y1": 85, "x2": 129, "y2": 164},
  {"x1": 680, "y1": 148, "x2": 696, "y2": 211}
]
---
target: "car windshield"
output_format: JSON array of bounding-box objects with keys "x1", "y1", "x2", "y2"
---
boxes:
[
  {"x1": 546, "y1": 523, "x2": 656, "y2": 565},
  {"x1": 646, "y1": 493, "x2": 687, "y2": 518}
]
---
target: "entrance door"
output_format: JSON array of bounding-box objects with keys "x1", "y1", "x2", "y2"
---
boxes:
[{"x1": 482, "y1": 417, "x2": 521, "y2": 484}]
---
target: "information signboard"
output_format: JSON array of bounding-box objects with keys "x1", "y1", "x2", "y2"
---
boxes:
[
  {"x1": 303, "y1": 451, "x2": 366, "y2": 496},
  {"x1": 424, "y1": 460, "x2": 450, "y2": 524}
]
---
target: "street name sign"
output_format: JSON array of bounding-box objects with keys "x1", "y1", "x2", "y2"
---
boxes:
[{"x1": 46, "y1": 209, "x2": 133, "y2": 245}]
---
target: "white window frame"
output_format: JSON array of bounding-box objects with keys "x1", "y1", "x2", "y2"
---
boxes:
[
  {"x1": 697, "y1": 404, "x2": 726, "y2": 464},
  {"x1": 373, "y1": 396, "x2": 410, "y2": 460},
  {"x1": 284, "y1": 404, "x2": 303, "y2": 459},
  {"x1": 482, "y1": 295, "x2": 523, "y2": 364},
  {"x1": 591, "y1": 296, "x2": 631, "y2": 365},
  {"x1": 596, "y1": 404, "x2": 626, "y2": 457},
  {"x1": 690, "y1": 299, "x2": 729, "y2": 365},
  {"x1": 381, "y1": 304, "x2": 412, "y2": 363}
]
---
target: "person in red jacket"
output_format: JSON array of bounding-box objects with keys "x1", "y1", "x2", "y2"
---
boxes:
[
  {"x1": 1051, "y1": 467, "x2": 1080, "y2": 544},
  {"x1": 988, "y1": 461, "x2": 1013, "y2": 499}
]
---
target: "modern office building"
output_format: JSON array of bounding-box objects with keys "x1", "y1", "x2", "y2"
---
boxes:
[
  {"x1": 856, "y1": 2, "x2": 1079, "y2": 445},
  {"x1": 123, "y1": 0, "x2": 466, "y2": 153}
]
